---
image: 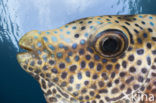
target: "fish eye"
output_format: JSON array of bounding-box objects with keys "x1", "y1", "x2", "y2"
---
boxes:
[
  {"x1": 100, "y1": 36, "x2": 121, "y2": 55},
  {"x1": 93, "y1": 29, "x2": 128, "y2": 58}
]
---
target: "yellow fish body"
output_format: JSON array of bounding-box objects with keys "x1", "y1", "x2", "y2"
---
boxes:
[{"x1": 17, "y1": 14, "x2": 156, "y2": 103}]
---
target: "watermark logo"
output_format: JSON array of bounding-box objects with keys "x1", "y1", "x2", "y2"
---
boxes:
[{"x1": 123, "y1": 90, "x2": 155, "y2": 102}]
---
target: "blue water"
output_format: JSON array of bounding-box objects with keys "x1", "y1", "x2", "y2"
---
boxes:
[{"x1": 0, "y1": 0, "x2": 156, "y2": 103}]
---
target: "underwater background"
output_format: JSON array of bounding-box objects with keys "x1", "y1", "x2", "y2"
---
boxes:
[{"x1": 0, "y1": 0, "x2": 156, "y2": 103}]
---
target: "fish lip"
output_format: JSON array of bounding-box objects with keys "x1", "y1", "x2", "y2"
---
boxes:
[
  {"x1": 17, "y1": 47, "x2": 33, "y2": 63},
  {"x1": 17, "y1": 43, "x2": 37, "y2": 60},
  {"x1": 19, "y1": 44, "x2": 33, "y2": 52},
  {"x1": 17, "y1": 43, "x2": 35, "y2": 64},
  {"x1": 17, "y1": 52, "x2": 33, "y2": 64}
]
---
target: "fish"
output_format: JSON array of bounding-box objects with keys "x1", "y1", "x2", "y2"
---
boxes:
[{"x1": 17, "y1": 14, "x2": 156, "y2": 103}]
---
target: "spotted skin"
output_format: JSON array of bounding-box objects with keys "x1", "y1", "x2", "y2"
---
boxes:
[{"x1": 17, "y1": 14, "x2": 156, "y2": 103}]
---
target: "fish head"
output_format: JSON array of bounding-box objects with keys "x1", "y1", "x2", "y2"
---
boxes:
[{"x1": 17, "y1": 15, "x2": 156, "y2": 103}]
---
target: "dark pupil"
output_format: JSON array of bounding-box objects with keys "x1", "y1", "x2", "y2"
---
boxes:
[{"x1": 100, "y1": 37, "x2": 121, "y2": 55}]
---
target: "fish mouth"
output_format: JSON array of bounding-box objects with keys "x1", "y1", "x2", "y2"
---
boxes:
[
  {"x1": 17, "y1": 52, "x2": 32, "y2": 64},
  {"x1": 17, "y1": 31, "x2": 43, "y2": 65},
  {"x1": 17, "y1": 45, "x2": 33, "y2": 64},
  {"x1": 18, "y1": 43, "x2": 33, "y2": 55},
  {"x1": 17, "y1": 30, "x2": 40, "y2": 54},
  {"x1": 17, "y1": 33, "x2": 36, "y2": 64},
  {"x1": 17, "y1": 34, "x2": 34, "y2": 54},
  {"x1": 19, "y1": 44, "x2": 33, "y2": 52}
]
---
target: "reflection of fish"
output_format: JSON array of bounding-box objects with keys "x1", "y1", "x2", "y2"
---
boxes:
[{"x1": 17, "y1": 14, "x2": 156, "y2": 103}]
